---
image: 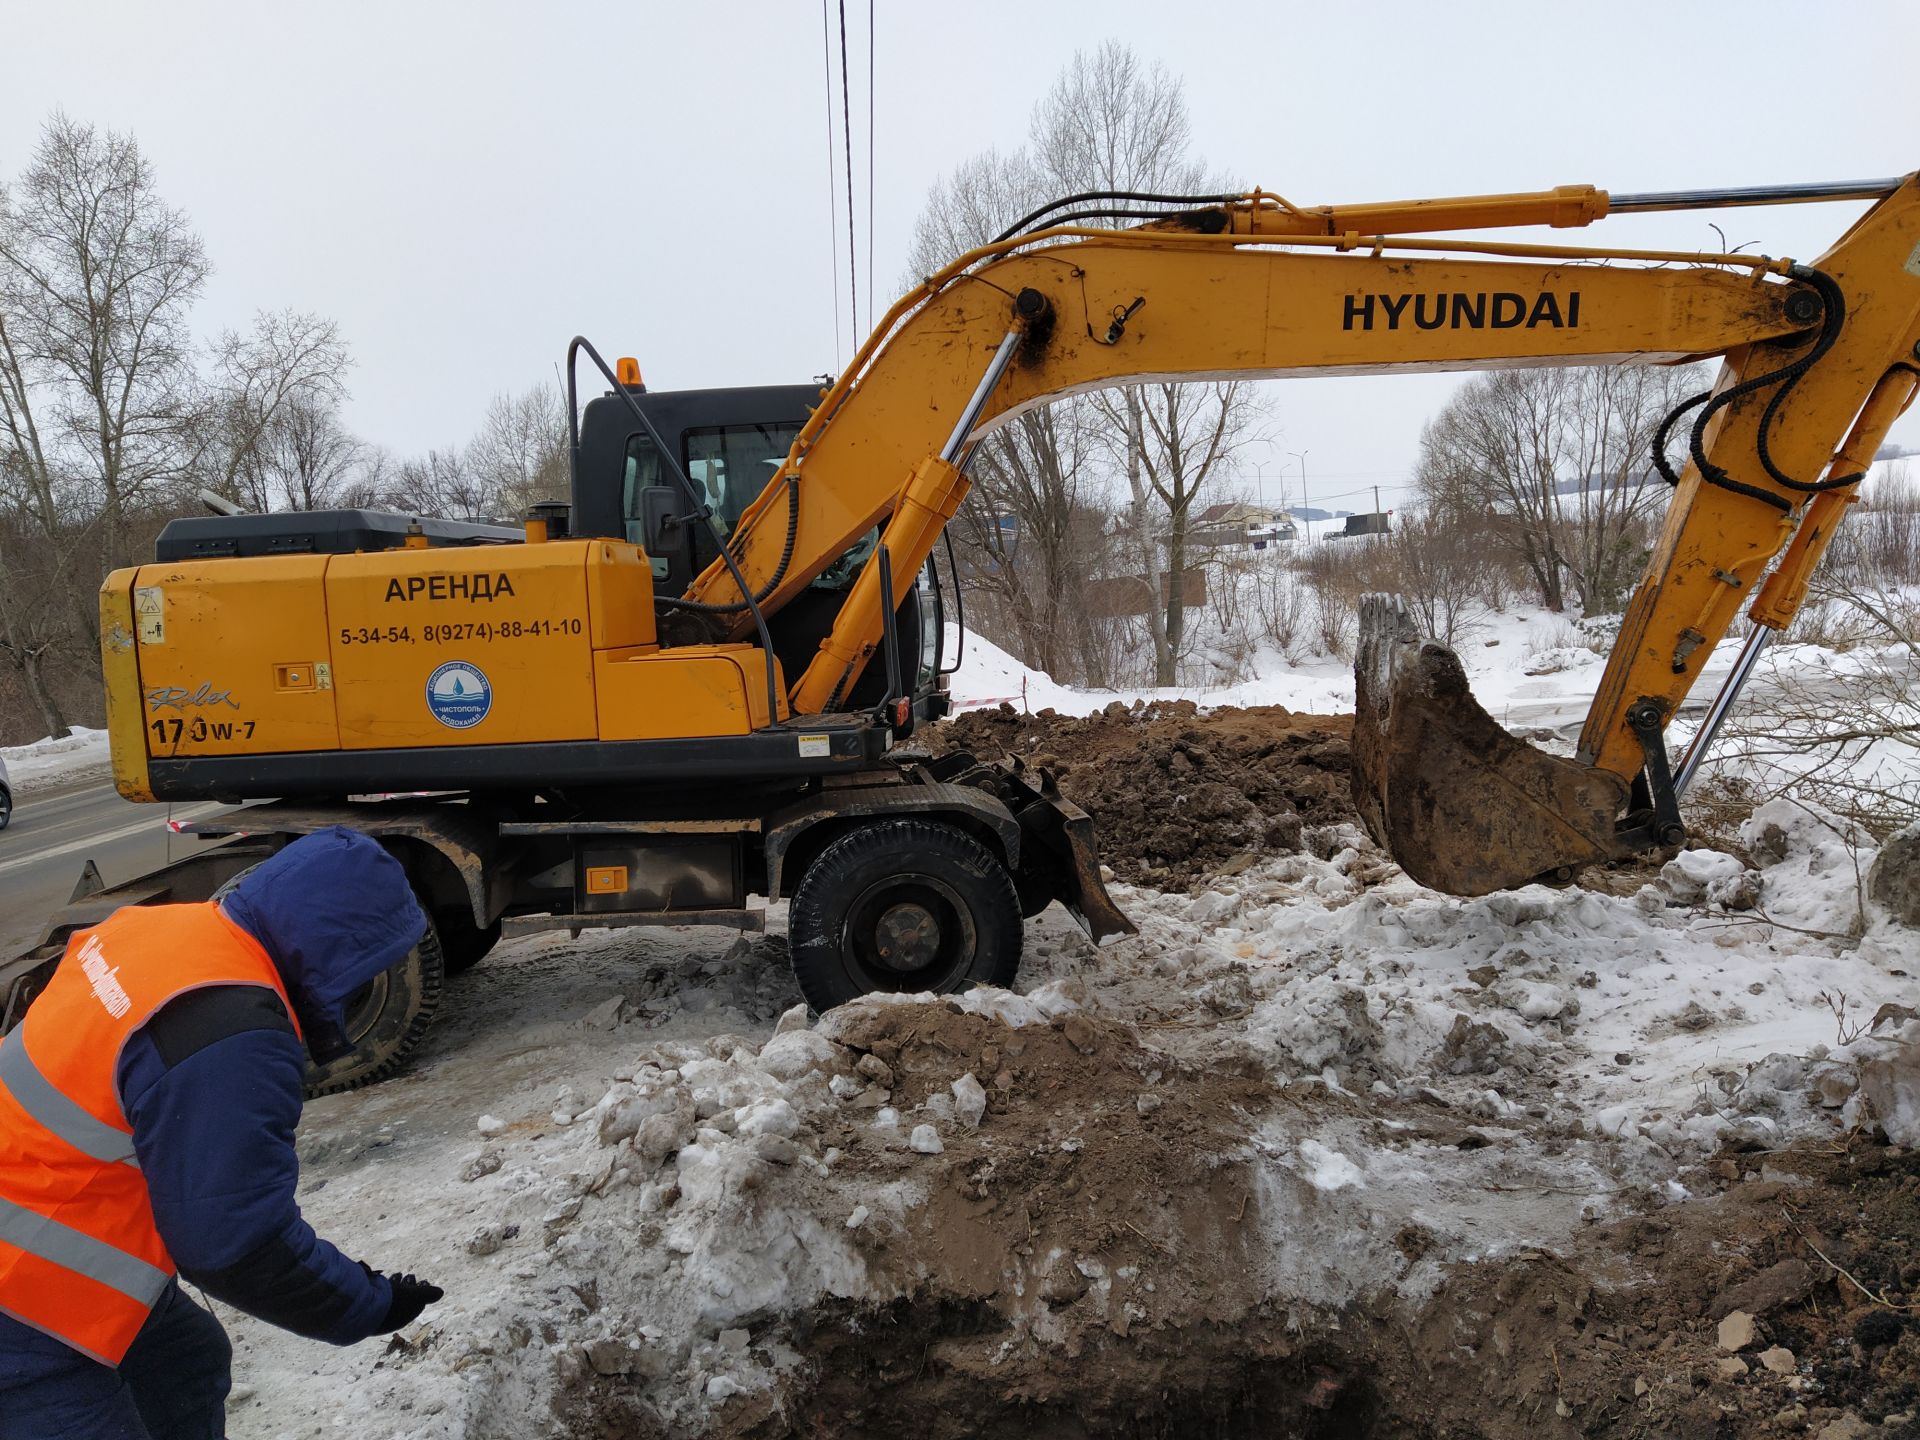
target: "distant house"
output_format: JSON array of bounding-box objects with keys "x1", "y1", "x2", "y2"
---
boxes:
[{"x1": 1187, "y1": 502, "x2": 1298, "y2": 550}]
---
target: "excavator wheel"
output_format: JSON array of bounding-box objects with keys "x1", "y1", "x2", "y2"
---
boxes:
[
  {"x1": 787, "y1": 819, "x2": 1023, "y2": 1013},
  {"x1": 433, "y1": 906, "x2": 501, "y2": 977},
  {"x1": 301, "y1": 920, "x2": 445, "y2": 1098}
]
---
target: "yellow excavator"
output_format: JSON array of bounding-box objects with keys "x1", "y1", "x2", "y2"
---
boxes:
[{"x1": 5, "y1": 171, "x2": 1917, "y2": 1091}]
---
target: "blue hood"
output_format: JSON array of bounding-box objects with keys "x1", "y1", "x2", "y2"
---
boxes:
[{"x1": 221, "y1": 828, "x2": 426, "y2": 1034}]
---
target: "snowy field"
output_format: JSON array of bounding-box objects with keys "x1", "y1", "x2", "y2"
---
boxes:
[
  {"x1": 210, "y1": 622, "x2": 1920, "y2": 1439},
  {"x1": 947, "y1": 601, "x2": 1873, "y2": 744}
]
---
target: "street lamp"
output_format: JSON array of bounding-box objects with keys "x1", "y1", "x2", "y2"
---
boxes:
[{"x1": 1287, "y1": 450, "x2": 1310, "y2": 540}]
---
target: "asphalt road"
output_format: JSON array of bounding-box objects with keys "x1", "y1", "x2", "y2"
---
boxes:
[{"x1": 0, "y1": 779, "x2": 232, "y2": 959}]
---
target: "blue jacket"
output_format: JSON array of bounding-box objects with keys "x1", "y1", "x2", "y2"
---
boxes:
[{"x1": 1, "y1": 828, "x2": 426, "y2": 1366}]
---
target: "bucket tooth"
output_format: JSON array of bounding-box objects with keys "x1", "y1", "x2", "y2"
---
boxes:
[{"x1": 1351, "y1": 594, "x2": 1627, "y2": 895}]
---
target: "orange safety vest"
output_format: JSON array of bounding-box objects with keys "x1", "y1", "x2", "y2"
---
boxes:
[{"x1": 0, "y1": 902, "x2": 299, "y2": 1365}]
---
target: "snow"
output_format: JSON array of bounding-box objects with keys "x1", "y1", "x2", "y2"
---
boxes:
[
  {"x1": 908, "y1": 1123, "x2": 944, "y2": 1154},
  {"x1": 211, "y1": 608, "x2": 1920, "y2": 1437},
  {"x1": 950, "y1": 1073, "x2": 987, "y2": 1128},
  {"x1": 1295, "y1": 1139, "x2": 1364, "y2": 1192},
  {"x1": 1, "y1": 724, "x2": 110, "y2": 791},
  {"x1": 947, "y1": 601, "x2": 1754, "y2": 739}
]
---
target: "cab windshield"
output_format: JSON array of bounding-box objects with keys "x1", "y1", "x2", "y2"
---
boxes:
[{"x1": 623, "y1": 421, "x2": 800, "y2": 547}]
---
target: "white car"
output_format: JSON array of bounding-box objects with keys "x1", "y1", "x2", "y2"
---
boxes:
[{"x1": 0, "y1": 752, "x2": 10, "y2": 830}]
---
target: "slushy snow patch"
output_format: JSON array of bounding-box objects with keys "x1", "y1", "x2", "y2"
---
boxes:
[{"x1": 1297, "y1": 1139, "x2": 1364, "y2": 1191}]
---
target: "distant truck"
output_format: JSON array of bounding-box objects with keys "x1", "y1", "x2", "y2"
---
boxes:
[{"x1": 1332, "y1": 511, "x2": 1392, "y2": 539}]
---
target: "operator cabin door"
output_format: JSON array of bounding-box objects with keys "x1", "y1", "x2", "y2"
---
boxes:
[{"x1": 624, "y1": 421, "x2": 800, "y2": 596}]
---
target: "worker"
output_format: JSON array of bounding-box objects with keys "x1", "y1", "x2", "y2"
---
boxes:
[{"x1": 0, "y1": 827, "x2": 445, "y2": 1438}]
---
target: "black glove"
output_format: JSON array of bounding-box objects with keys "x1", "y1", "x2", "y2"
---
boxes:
[{"x1": 375, "y1": 1272, "x2": 445, "y2": 1333}]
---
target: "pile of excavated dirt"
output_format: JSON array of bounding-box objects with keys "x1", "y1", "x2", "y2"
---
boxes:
[
  {"x1": 560, "y1": 996, "x2": 1920, "y2": 1440},
  {"x1": 923, "y1": 701, "x2": 1357, "y2": 889}
]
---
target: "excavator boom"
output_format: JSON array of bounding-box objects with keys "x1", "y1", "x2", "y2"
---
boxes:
[{"x1": 691, "y1": 173, "x2": 1920, "y2": 890}]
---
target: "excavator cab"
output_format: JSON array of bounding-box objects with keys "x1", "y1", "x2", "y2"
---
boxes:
[
  {"x1": 568, "y1": 381, "x2": 815, "y2": 595},
  {"x1": 567, "y1": 377, "x2": 947, "y2": 718}
]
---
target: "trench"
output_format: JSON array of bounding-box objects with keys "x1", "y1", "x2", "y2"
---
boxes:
[{"x1": 574, "y1": 1303, "x2": 1412, "y2": 1440}]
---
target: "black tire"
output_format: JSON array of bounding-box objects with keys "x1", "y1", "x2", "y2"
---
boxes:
[
  {"x1": 787, "y1": 819, "x2": 1023, "y2": 1013},
  {"x1": 302, "y1": 921, "x2": 444, "y2": 1098},
  {"x1": 433, "y1": 906, "x2": 501, "y2": 977},
  {"x1": 0, "y1": 785, "x2": 11, "y2": 831}
]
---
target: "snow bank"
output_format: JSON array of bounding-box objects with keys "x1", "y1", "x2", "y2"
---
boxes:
[
  {"x1": 1, "y1": 725, "x2": 110, "y2": 791},
  {"x1": 1077, "y1": 807, "x2": 1912, "y2": 1179}
]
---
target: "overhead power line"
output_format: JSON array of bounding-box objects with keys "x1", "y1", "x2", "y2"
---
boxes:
[
  {"x1": 818, "y1": 0, "x2": 842, "y2": 369},
  {"x1": 837, "y1": 0, "x2": 858, "y2": 341},
  {"x1": 867, "y1": 0, "x2": 874, "y2": 332}
]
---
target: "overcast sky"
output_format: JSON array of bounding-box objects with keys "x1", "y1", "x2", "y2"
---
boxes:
[{"x1": 6, "y1": 0, "x2": 1918, "y2": 515}]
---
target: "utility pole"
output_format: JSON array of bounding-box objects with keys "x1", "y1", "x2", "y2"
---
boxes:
[
  {"x1": 1288, "y1": 450, "x2": 1311, "y2": 541},
  {"x1": 1373, "y1": 484, "x2": 1382, "y2": 530}
]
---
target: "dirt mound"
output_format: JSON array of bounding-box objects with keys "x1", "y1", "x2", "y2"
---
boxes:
[
  {"x1": 557, "y1": 996, "x2": 1307, "y2": 1440},
  {"x1": 753, "y1": 1003, "x2": 1913, "y2": 1438},
  {"x1": 816, "y1": 1000, "x2": 1277, "y2": 1329},
  {"x1": 555, "y1": 995, "x2": 1920, "y2": 1440},
  {"x1": 1404, "y1": 1143, "x2": 1920, "y2": 1440},
  {"x1": 924, "y1": 702, "x2": 1357, "y2": 889}
]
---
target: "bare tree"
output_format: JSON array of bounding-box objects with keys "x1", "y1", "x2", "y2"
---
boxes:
[
  {"x1": 0, "y1": 113, "x2": 383, "y2": 742},
  {"x1": 1555, "y1": 365, "x2": 1705, "y2": 612},
  {"x1": 955, "y1": 405, "x2": 1113, "y2": 681},
  {"x1": 259, "y1": 396, "x2": 366, "y2": 511},
  {"x1": 904, "y1": 148, "x2": 1043, "y2": 280},
  {"x1": 0, "y1": 281, "x2": 97, "y2": 737},
  {"x1": 1374, "y1": 510, "x2": 1495, "y2": 647},
  {"x1": 204, "y1": 309, "x2": 352, "y2": 510},
  {"x1": 1418, "y1": 364, "x2": 1706, "y2": 616},
  {"x1": 466, "y1": 383, "x2": 568, "y2": 517},
  {"x1": 1419, "y1": 369, "x2": 1573, "y2": 611},
  {"x1": 0, "y1": 508, "x2": 86, "y2": 739},
  {"x1": 906, "y1": 147, "x2": 1113, "y2": 683},
  {"x1": 0, "y1": 113, "x2": 208, "y2": 575},
  {"x1": 1711, "y1": 588, "x2": 1920, "y2": 838},
  {"x1": 379, "y1": 447, "x2": 492, "y2": 519},
  {"x1": 1032, "y1": 43, "x2": 1248, "y2": 684},
  {"x1": 1706, "y1": 469, "x2": 1920, "y2": 836},
  {"x1": 904, "y1": 42, "x2": 1259, "y2": 687},
  {"x1": 1094, "y1": 380, "x2": 1259, "y2": 682},
  {"x1": 362, "y1": 384, "x2": 566, "y2": 523},
  {"x1": 1029, "y1": 42, "x2": 1207, "y2": 207}
]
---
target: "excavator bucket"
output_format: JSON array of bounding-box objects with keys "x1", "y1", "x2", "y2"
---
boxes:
[{"x1": 1351, "y1": 595, "x2": 1630, "y2": 895}]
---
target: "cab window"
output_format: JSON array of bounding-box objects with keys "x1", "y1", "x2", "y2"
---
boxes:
[
  {"x1": 623, "y1": 422, "x2": 800, "y2": 554},
  {"x1": 683, "y1": 422, "x2": 801, "y2": 535}
]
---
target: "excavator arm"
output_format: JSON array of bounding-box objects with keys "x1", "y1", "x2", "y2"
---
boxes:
[{"x1": 689, "y1": 174, "x2": 1920, "y2": 893}]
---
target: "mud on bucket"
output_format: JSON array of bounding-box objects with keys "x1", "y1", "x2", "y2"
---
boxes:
[{"x1": 1350, "y1": 594, "x2": 1628, "y2": 896}]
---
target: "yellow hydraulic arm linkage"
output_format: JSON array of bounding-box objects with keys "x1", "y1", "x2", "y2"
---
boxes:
[{"x1": 688, "y1": 174, "x2": 1920, "y2": 894}]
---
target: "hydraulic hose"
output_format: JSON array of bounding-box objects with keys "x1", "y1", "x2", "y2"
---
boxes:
[{"x1": 1651, "y1": 266, "x2": 1869, "y2": 513}]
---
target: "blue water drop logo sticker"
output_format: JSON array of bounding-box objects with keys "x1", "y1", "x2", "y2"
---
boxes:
[{"x1": 425, "y1": 661, "x2": 492, "y2": 730}]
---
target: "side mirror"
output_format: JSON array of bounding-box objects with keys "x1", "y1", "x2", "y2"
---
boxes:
[{"x1": 640, "y1": 486, "x2": 684, "y2": 558}]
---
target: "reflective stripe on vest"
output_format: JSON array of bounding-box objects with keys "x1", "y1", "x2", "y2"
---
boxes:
[
  {"x1": 0, "y1": 1194, "x2": 169, "y2": 1306},
  {"x1": 0, "y1": 1038, "x2": 139, "y2": 1169},
  {"x1": 0, "y1": 902, "x2": 300, "y2": 1365}
]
